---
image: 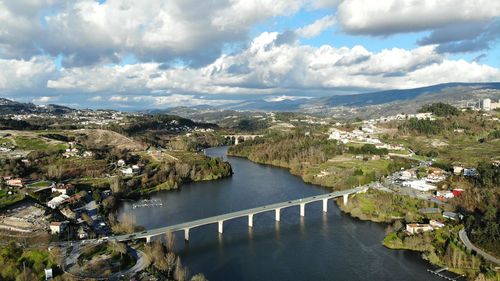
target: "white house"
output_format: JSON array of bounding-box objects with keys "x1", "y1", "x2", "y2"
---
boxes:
[
  {"x1": 44, "y1": 268, "x2": 53, "y2": 280},
  {"x1": 121, "y1": 167, "x2": 134, "y2": 175},
  {"x1": 49, "y1": 221, "x2": 68, "y2": 234},
  {"x1": 406, "y1": 223, "x2": 433, "y2": 234},
  {"x1": 402, "y1": 180, "x2": 436, "y2": 191},
  {"x1": 47, "y1": 195, "x2": 70, "y2": 209},
  {"x1": 429, "y1": 220, "x2": 445, "y2": 229},
  {"x1": 399, "y1": 170, "x2": 415, "y2": 180}
]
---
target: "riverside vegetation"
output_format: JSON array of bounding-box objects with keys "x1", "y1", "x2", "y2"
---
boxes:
[
  {"x1": 0, "y1": 113, "x2": 233, "y2": 280},
  {"x1": 228, "y1": 131, "x2": 412, "y2": 190},
  {"x1": 227, "y1": 104, "x2": 499, "y2": 281}
]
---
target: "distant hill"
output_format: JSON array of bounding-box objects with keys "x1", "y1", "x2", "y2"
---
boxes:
[
  {"x1": 195, "y1": 82, "x2": 500, "y2": 117},
  {"x1": 2, "y1": 82, "x2": 500, "y2": 119},
  {"x1": 0, "y1": 98, "x2": 75, "y2": 115},
  {"x1": 316, "y1": 82, "x2": 500, "y2": 107}
]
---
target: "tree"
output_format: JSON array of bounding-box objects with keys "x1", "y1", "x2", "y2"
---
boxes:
[
  {"x1": 81, "y1": 213, "x2": 94, "y2": 226},
  {"x1": 174, "y1": 257, "x2": 188, "y2": 281},
  {"x1": 15, "y1": 268, "x2": 38, "y2": 281},
  {"x1": 108, "y1": 241, "x2": 127, "y2": 259},
  {"x1": 191, "y1": 273, "x2": 208, "y2": 281},
  {"x1": 102, "y1": 195, "x2": 116, "y2": 211},
  {"x1": 419, "y1": 102, "x2": 459, "y2": 117},
  {"x1": 111, "y1": 176, "x2": 125, "y2": 194},
  {"x1": 165, "y1": 231, "x2": 175, "y2": 252},
  {"x1": 111, "y1": 214, "x2": 136, "y2": 234}
]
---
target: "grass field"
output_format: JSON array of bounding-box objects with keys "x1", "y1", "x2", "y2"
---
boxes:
[
  {"x1": 0, "y1": 138, "x2": 13, "y2": 145},
  {"x1": 12, "y1": 136, "x2": 67, "y2": 152},
  {"x1": 397, "y1": 134, "x2": 500, "y2": 165},
  {"x1": 26, "y1": 181, "x2": 53, "y2": 188},
  {"x1": 0, "y1": 192, "x2": 25, "y2": 209},
  {"x1": 301, "y1": 156, "x2": 394, "y2": 189}
]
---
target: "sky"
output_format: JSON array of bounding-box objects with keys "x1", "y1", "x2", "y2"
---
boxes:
[{"x1": 0, "y1": 0, "x2": 499, "y2": 110}]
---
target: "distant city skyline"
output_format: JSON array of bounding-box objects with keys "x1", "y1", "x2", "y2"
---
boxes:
[{"x1": 1, "y1": 0, "x2": 499, "y2": 109}]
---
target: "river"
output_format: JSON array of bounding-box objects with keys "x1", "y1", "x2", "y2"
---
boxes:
[{"x1": 118, "y1": 146, "x2": 442, "y2": 281}]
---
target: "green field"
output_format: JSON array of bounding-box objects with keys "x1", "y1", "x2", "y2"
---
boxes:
[
  {"x1": 26, "y1": 181, "x2": 53, "y2": 188},
  {"x1": 0, "y1": 191, "x2": 25, "y2": 209},
  {"x1": 0, "y1": 138, "x2": 13, "y2": 145},
  {"x1": 11, "y1": 136, "x2": 67, "y2": 152}
]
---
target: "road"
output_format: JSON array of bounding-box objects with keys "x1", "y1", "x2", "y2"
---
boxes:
[
  {"x1": 459, "y1": 229, "x2": 500, "y2": 265},
  {"x1": 111, "y1": 247, "x2": 148, "y2": 279}
]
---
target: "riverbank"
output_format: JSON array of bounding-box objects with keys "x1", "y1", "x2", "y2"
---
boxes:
[
  {"x1": 227, "y1": 136, "x2": 413, "y2": 190},
  {"x1": 117, "y1": 146, "x2": 448, "y2": 281},
  {"x1": 228, "y1": 150, "x2": 498, "y2": 281}
]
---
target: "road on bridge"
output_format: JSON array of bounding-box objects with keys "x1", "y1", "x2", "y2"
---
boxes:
[{"x1": 109, "y1": 186, "x2": 366, "y2": 243}]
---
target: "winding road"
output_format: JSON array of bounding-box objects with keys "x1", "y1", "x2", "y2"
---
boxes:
[{"x1": 459, "y1": 229, "x2": 500, "y2": 265}]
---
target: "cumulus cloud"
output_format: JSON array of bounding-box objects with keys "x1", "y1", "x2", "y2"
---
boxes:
[
  {"x1": 0, "y1": 56, "x2": 56, "y2": 92},
  {"x1": 32, "y1": 96, "x2": 53, "y2": 104},
  {"x1": 1, "y1": 0, "x2": 499, "y2": 109},
  {"x1": 296, "y1": 15, "x2": 335, "y2": 38},
  {"x1": 419, "y1": 19, "x2": 500, "y2": 53},
  {"x1": 44, "y1": 32, "x2": 500, "y2": 99},
  {"x1": 0, "y1": 0, "x2": 304, "y2": 67},
  {"x1": 334, "y1": 0, "x2": 500, "y2": 54},
  {"x1": 337, "y1": 0, "x2": 500, "y2": 35}
]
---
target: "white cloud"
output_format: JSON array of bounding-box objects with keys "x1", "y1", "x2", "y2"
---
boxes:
[
  {"x1": 32, "y1": 96, "x2": 53, "y2": 104},
  {"x1": 337, "y1": 0, "x2": 500, "y2": 35},
  {"x1": 0, "y1": 0, "x2": 305, "y2": 66},
  {"x1": 153, "y1": 94, "x2": 235, "y2": 107},
  {"x1": 0, "y1": 56, "x2": 56, "y2": 91},
  {"x1": 212, "y1": 0, "x2": 303, "y2": 30},
  {"x1": 109, "y1": 96, "x2": 129, "y2": 102},
  {"x1": 296, "y1": 15, "x2": 335, "y2": 38},
  {"x1": 264, "y1": 95, "x2": 312, "y2": 102},
  {"x1": 90, "y1": 96, "x2": 102, "y2": 102},
  {"x1": 308, "y1": 0, "x2": 340, "y2": 9},
  {"x1": 45, "y1": 32, "x2": 500, "y2": 98}
]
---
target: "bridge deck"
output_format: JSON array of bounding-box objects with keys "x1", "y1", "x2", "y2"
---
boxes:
[{"x1": 112, "y1": 187, "x2": 364, "y2": 242}]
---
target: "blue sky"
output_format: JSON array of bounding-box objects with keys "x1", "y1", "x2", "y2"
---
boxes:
[{"x1": 0, "y1": 0, "x2": 499, "y2": 109}]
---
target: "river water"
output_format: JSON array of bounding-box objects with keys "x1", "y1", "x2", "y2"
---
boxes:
[{"x1": 118, "y1": 146, "x2": 441, "y2": 281}]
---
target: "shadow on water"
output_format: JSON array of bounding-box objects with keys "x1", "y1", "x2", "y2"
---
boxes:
[{"x1": 118, "y1": 146, "x2": 444, "y2": 281}]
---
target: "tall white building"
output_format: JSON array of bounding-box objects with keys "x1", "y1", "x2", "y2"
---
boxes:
[{"x1": 481, "y1": 98, "x2": 491, "y2": 111}]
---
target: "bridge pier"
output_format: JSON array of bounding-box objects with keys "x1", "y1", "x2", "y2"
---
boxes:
[
  {"x1": 184, "y1": 228, "x2": 190, "y2": 241},
  {"x1": 300, "y1": 203, "x2": 305, "y2": 217},
  {"x1": 248, "y1": 214, "x2": 253, "y2": 227},
  {"x1": 218, "y1": 221, "x2": 224, "y2": 234},
  {"x1": 322, "y1": 198, "x2": 328, "y2": 212},
  {"x1": 275, "y1": 208, "x2": 281, "y2": 221},
  {"x1": 343, "y1": 194, "x2": 348, "y2": 205},
  {"x1": 146, "y1": 236, "x2": 151, "y2": 243},
  {"x1": 235, "y1": 138, "x2": 239, "y2": 145}
]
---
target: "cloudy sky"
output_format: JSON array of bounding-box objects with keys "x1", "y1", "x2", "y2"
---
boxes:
[{"x1": 1, "y1": 0, "x2": 499, "y2": 109}]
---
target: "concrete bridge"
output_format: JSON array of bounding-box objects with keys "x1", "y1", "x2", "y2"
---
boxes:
[
  {"x1": 224, "y1": 134, "x2": 264, "y2": 145},
  {"x1": 109, "y1": 186, "x2": 367, "y2": 243}
]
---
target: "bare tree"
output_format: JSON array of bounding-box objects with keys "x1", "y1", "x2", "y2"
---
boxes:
[
  {"x1": 174, "y1": 256, "x2": 188, "y2": 281},
  {"x1": 165, "y1": 252, "x2": 177, "y2": 272},
  {"x1": 190, "y1": 273, "x2": 208, "y2": 281},
  {"x1": 108, "y1": 241, "x2": 127, "y2": 259},
  {"x1": 165, "y1": 231, "x2": 175, "y2": 252}
]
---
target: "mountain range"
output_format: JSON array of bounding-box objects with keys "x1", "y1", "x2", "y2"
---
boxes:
[
  {"x1": 2, "y1": 82, "x2": 500, "y2": 118},
  {"x1": 216, "y1": 82, "x2": 500, "y2": 112}
]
